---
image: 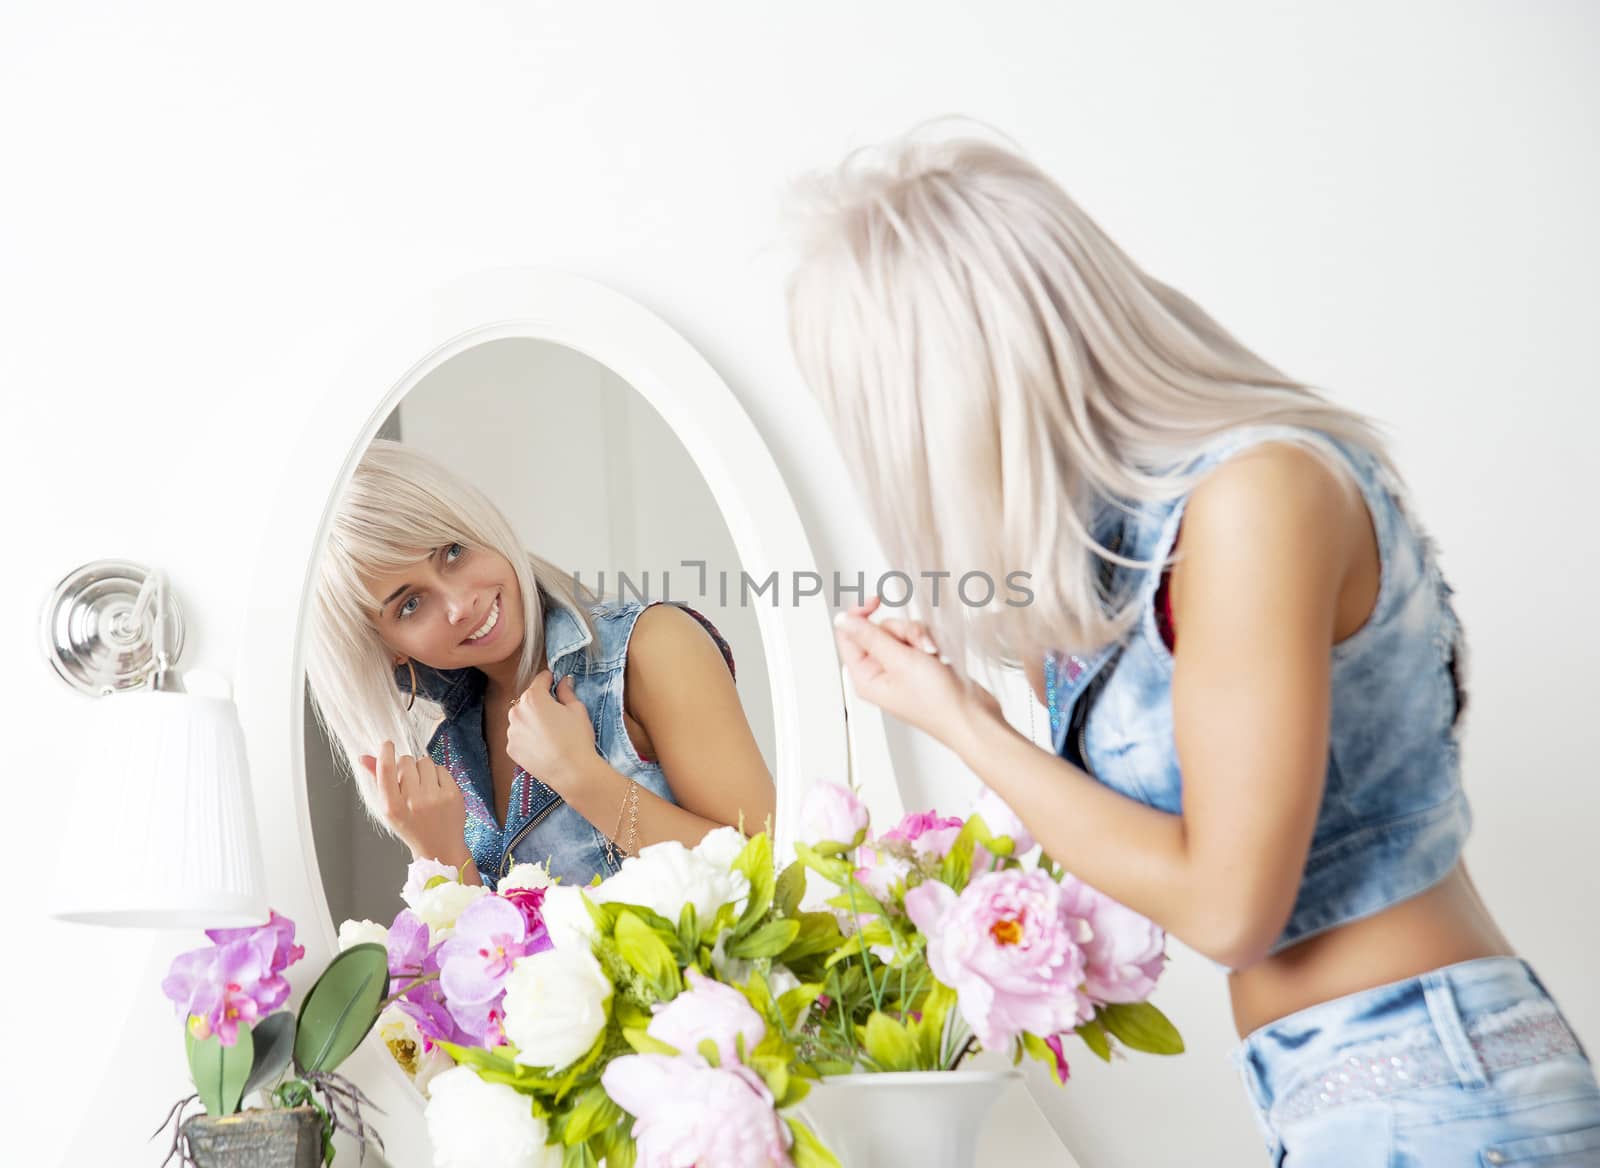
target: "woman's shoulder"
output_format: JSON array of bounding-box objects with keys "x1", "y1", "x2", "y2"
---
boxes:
[{"x1": 1182, "y1": 439, "x2": 1365, "y2": 556}]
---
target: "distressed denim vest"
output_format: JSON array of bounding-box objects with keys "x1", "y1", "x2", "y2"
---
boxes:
[
  {"x1": 403, "y1": 595, "x2": 734, "y2": 890},
  {"x1": 1046, "y1": 424, "x2": 1471, "y2": 967}
]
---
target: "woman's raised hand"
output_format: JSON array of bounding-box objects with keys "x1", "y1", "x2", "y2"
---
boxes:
[
  {"x1": 505, "y1": 669, "x2": 601, "y2": 793},
  {"x1": 833, "y1": 595, "x2": 1004, "y2": 754},
  {"x1": 358, "y1": 740, "x2": 468, "y2": 866}
]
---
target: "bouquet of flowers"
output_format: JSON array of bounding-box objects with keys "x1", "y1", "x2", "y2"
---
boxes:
[
  {"x1": 154, "y1": 910, "x2": 391, "y2": 1167},
  {"x1": 348, "y1": 782, "x2": 1181, "y2": 1168},
  {"x1": 790, "y1": 783, "x2": 1183, "y2": 1082}
]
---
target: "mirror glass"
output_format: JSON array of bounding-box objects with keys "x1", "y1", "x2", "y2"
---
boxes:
[{"x1": 305, "y1": 337, "x2": 777, "y2": 928}]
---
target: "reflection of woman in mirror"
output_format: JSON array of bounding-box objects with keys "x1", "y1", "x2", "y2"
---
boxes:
[
  {"x1": 787, "y1": 128, "x2": 1599, "y2": 1161},
  {"x1": 305, "y1": 439, "x2": 774, "y2": 890}
]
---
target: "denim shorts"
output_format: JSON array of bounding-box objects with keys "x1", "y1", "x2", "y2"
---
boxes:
[{"x1": 1230, "y1": 957, "x2": 1600, "y2": 1165}]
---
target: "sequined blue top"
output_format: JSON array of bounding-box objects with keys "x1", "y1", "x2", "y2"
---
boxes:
[
  {"x1": 1045, "y1": 424, "x2": 1471, "y2": 967},
  {"x1": 401, "y1": 593, "x2": 735, "y2": 889}
]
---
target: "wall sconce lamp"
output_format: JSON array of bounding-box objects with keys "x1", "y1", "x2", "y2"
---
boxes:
[{"x1": 41, "y1": 560, "x2": 268, "y2": 927}]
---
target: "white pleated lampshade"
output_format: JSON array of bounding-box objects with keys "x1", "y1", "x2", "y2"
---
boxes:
[{"x1": 51, "y1": 689, "x2": 269, "y2": 927}]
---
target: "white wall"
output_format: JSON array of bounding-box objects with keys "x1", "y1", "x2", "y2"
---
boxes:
[{"x1": 5, "y1": 3, "x2": 1596, "y2": 1165}]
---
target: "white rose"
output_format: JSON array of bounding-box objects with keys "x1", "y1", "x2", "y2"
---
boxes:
[
  {"x1": 502, "y1": 947, "x2": 613, "y2": 1070},
  {"x1": 500, "y1": 862, "x2": 554, "y2": 891},
  {"x1": 336, "y1": 919, "x2": 389, "y2": 951},
  {"x1": 592, "y1": 840, "x2": 750, "y2": 923},
  {"x1": 693, "y1": 825, "x2": 747, "y2": 871},
  {"x1": 424, "y1": 1066, "x2": 562, "y2": 1168},
  {"x1": 375, "y1": 1004, "x2": 455, "y2": 1097},
  {"x1": 539, "y1": 885, "x2": 598, "y2": 951}
]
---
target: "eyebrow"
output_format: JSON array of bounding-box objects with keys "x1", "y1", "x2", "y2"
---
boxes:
[{"x1": 379, "y1": 547, "x2": 441, "y2": 612}]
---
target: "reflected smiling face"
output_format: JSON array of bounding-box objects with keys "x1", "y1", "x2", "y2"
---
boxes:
[{"x1": 363, "y1": 542, "x2": 526, "y2": 675}]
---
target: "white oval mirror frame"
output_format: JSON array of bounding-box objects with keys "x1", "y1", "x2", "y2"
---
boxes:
[{"x1": 234, "y1": 267, "x2": 898, "y2": 1159}]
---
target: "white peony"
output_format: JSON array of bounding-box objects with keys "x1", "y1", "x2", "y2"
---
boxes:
[
  {"x1": 693, "y1": 825, "x2": 747, "y2": 871},
  {"x1": 502, "y1": 946, "x2": 612, "y2": 1070},
  {"x1": 539, "y1": 884, "x2": 599, "y2": 951},
  {"x1": 500, "y1": 861, "x2": 554, "y2": 891},
  {"x1": 591, "y1": 840, "x2": 750, "y2": 923},
  {"x1": 424, "y1": 1066, "x2": 562, "y2": 1168},
  {"x1": 400, "y1": 861, "x2": 488, "y2": 931},
  {"x1": 336, "y1": 918, "x2": 389, "y2": 951},
  {"x1": 375, "y1": 1004, "x2": 454, "y2": 1097}
]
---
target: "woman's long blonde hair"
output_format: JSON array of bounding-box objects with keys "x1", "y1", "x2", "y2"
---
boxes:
[
  {"x1": 785, "y1": 121, "x2": 1395, "y2": 681},
  {"x1": 305, "y1": 439, "x2": 598, "y2": 826}
]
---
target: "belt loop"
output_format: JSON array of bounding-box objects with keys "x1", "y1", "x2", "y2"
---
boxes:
[{"x1": 1422, "y1": 971, "x2": 1488, "y2": 1089}]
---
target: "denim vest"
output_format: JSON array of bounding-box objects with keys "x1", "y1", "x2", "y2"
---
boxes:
[
  {"x1": 404, "y1": 596, "x2": 735, "y2": 890},
  {"x1": 1045, "y1": 424, "x2": 1471, "y2": 965}
]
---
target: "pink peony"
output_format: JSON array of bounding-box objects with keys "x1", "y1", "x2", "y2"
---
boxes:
[
  {"x1": 797, "y1": 782, "x2": 869, "y2": 848},
  {"x1": 602, "y1": 1053, "x2": 793, "y2": 1168},
  {"x1": 1059, "y1": 876, "x2": 1166, "y2": 1004},
  {"x1": 852, "y1": 842, "x2": 912, "y2": 902},
  {"x1": 905, "y1": 871, "x2": 1094, "y2": 1050},
  {"x1": 648, "y1": 969, "x2": 766, "y2": 1066},
  {"x1": 879, "y1": 812, "x2": 964, "y2": 862}
]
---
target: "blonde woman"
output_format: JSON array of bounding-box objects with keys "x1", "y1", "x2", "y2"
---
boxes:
[
  {"x1": 306, "y1": 439, "x2": 774, "y2": 889},
  {"x1": 788, "y1": 128, "x2": 1599, "y2": 1164}
]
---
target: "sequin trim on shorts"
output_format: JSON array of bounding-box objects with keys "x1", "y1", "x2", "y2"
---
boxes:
[{"x1": 1273, "y1": 1002, "x2": 1582, "y2": 1124}]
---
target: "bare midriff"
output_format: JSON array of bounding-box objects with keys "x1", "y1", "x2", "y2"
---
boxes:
[{"x1": 1227, "y1": 863, "x2": 1515, "y2": 1037}]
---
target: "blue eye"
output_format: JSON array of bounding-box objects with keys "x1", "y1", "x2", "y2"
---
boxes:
[
  {"x1": 445, "y1": 542, "x2": 464, "y2": 562},
  {"x1": 398, "y1": 595, "x2": 421, "y2": 619}
]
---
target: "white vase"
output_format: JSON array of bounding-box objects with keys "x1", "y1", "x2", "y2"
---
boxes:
[{"x1": 799, "y1": 1069, "x2": 1021, "y2": 1167}]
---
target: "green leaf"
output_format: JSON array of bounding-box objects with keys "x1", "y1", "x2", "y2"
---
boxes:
[
  {"x1": 778, "y1": 913, "x2": 845, "y2": 964},
  {"x1": 677, "y1": 901, "x2": 699, "y2": 951},
  {"x1": 621, "y1": 1027, "x2": 680, "y2": 1056},
  {"x1": 562, "y1": 1140, "x2": 599, "y2": 1168},
  {"x1": 596, "y1": 1124, "x2": 637, "y2": 1168},
  {"x1": 697, "y1": 1038, "x2": 721, "y2": 1068},
  {"x1": 293, "y1": 942, "x2": 390, "y2": 1074},
  {"x1": 786, "y1": 1116, "x2": 843, "y2": 1168},
  {"x1": 1020, "y1": 1031, "x2": 1068, "y2": 1085},
  {"x1": 1076, "y1": 1018, "x2": 1112, "y2": 1062},
  {"x1": 774, "y1": 860, "x2": 806, "y2": 917},
  {"x1": 561, "y1": 1085, "x2": 623, "y2": 1147},
  {"x1": 186, "y1": 1022, "x2": 253, "y2": 1116},
  {"x1": 724, "y1": 918, "x2": 800, "y2": 960},
  {"x1": 777, "y1": 983, "x2": 824, "y2": 1031},
  {"x1": 732, "y1": 833, "x2": 775, "y2": 934},
  {"x1": 939, "y1": 817, "x2": 999, "y2": 890},
  {"x1": 824, "y1": 889, "x2": 890, "y2": 919},
  {"x1": 860, "y1": 1011, "x2": 921, "y2": 1071},
  {"x1": 614, "y1": 911, "x2": 682, "y2": 996},
  {"x1": 1099, "y1": 1002, "x2": 1184, "y2": 1055},
  {"x1": 909, "y1": 982, "x2": 956, "y2": 1067},
  {"x1": 794, "y1": 843, "x2": 850, "y2": 887},
  {"x1": 241, "y1": 1011, "x2": 296, "y2": 1098},
  {"x1": 423, "y1": 874, "x2": 452, "y2": 891}
]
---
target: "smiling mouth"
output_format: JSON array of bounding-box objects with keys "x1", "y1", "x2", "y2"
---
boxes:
[{"x1": 462, "y1": 595, "x2": 502, "y2": 644}]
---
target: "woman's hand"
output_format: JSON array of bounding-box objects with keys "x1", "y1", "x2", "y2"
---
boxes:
[
  {"x1": 833, "y1": 596, "x2": 1005, "y2": 755},
  {"x1": 505, "y1": 670, "x2": 601, "y2": 792},
  {"x1": 358, "y1": 741, "x2": 468, "y2": 866}
]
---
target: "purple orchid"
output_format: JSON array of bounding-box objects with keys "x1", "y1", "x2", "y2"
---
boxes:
[
  {"x1": 162, "y1": 911, "x2": 305, "y2": 1046},
  {"x1": 437, "y1": 896, "x2": 553, "y2": 1047}
]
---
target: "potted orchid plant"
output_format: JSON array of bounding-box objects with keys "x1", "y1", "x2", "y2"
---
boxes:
[
  {"x1": 154, "y1": 910, "x2": 390, "y2": 1168},
  {"x1": 345, "y1": 780, "x2": 1181, "y2": 1168}
]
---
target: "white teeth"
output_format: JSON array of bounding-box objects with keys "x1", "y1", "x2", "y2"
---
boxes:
[{"x1": 465, "y1": 597, "x2": 500, "y2": 642}]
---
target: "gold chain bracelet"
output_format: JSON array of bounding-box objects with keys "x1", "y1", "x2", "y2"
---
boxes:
[{"x1": 605, "y1": 778, "x2": 642, "y2": 870}]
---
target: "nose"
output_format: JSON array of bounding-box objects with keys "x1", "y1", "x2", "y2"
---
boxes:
[{"x1": 445, "y1": 588, "x2": 478, "y2": 626}]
